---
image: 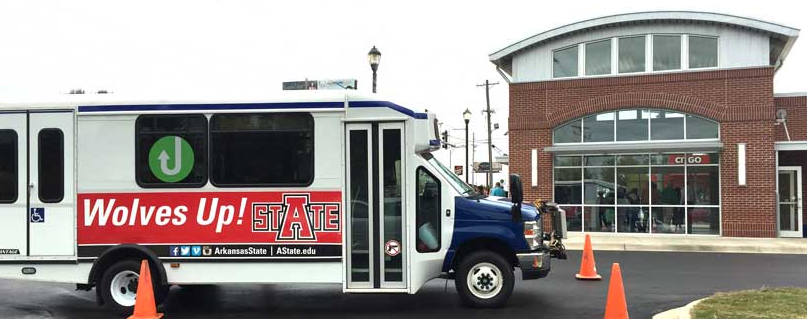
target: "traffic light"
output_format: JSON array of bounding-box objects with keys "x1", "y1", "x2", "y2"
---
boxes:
[{"x1": 441, "y1": 130, "x2": 448, "y2": 149}]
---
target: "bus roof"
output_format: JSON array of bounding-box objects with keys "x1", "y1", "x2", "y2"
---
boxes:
[{"x1": 0, "y1": 91, "x2": 427, "y2": 119}]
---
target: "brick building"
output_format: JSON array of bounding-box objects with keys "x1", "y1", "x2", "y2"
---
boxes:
[{"x1": 489, "y1": 11, "x2": 806, "y2": 238}]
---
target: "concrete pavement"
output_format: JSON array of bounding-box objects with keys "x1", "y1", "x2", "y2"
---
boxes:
[
  {"x1": 563, "y1": 232, "x2": 807, "y2": 254},
  {"x1": 3, "y1": 251, "x2": 807, "y2": 319}
]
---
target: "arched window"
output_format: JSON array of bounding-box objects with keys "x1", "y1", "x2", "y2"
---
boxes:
[{"x1": 553, "y1": 109, "x2": 718, "y2": 144}]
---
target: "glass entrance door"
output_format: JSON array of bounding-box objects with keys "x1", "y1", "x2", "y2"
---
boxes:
[
  {"x1": 778, "y1": 167, "x2": 802, "y2": 238},
  {"x1": 345, "y1": 122, "x2": 406, "y2": 290}
]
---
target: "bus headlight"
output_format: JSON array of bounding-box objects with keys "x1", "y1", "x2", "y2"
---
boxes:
[{"x1": 523, "y1": 221, "x2": 541, "y2": 250}]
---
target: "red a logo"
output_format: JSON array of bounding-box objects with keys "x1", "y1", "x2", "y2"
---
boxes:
[{"x1": 277, "y1": 195, "x2": 315, "y2": 240}]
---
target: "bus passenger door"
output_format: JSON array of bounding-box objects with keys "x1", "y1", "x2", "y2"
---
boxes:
[
  {"x1": 344, "y1": 122, "x2": 407, "y2": 291},
  {"x1": 0, "y1": 113, "x2": 28, "y2": 260},
  {"x1": 28, "y1": 111, "x2": 75, "y2": 257}
]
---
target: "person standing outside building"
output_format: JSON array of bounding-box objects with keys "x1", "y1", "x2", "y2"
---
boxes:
[{"x1": 491, "y1": 182, "x2": 506, "y2": 197}]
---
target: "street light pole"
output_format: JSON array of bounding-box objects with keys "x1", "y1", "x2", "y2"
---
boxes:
[
  {"x1": 367, "y1": 46, "x2": 381, "y2": 93},
  {"x1": 463, "y1": 109, "x2": 472, "y2": 184}
]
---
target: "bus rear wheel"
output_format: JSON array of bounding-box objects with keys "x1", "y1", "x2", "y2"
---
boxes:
[
  {"x1": 99, "y1": 260, "x2": 168, "y2": 314},
  {"x1": 455, "y1": 250, "x2": 514, "y2": 308}
]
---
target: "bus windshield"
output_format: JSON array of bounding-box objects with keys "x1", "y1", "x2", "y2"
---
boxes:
[{"x1": 422, "y1": 153, "x2": 477, "y2": 196}]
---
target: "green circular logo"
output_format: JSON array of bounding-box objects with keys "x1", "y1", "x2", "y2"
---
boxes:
[{"x1": 148, "y1": 136, "x2": 194, "y2": 183}]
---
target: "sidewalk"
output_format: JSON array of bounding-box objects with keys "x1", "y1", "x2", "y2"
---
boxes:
[{"x1": 562, "y1": 232, "x2": 807, "y2": 254}]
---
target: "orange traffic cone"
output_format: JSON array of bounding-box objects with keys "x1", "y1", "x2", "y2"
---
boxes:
[
  {"x1": 575, "y1": 234, "x2": 602, "y2": 280},
  {"x1": 127, "y1": 260, "x2": 164, "y2": 319},
  {"x1": 603, "y1": 263, "x2": 630, "y2": 319}
]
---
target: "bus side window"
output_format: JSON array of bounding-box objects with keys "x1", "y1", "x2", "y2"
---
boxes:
[
  {"x1": 39, "y1": 129, "x2": 64, "y2": 203},
  {"x1": 135, "y1": 114, "x2": 208, "y2": 188},
  {"x1": 0, "y1": 130, "x2": 17, "y2": 203},
  {"x1": 416, "y1": 167, "x2": 440, "y2": 253}
]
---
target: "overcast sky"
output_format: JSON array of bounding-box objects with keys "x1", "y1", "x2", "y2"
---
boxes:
[{"x1": 1, "y1": 0, "x2": 805, "y2": 179}]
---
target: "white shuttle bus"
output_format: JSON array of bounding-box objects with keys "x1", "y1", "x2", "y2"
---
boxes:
[{"x1": 0, "y1": 92, "x2": 563, "y2": 312}]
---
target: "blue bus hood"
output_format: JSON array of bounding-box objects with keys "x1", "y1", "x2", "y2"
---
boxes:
[{"x1": 455, "y1": 196, "x2": 539, "y2": 221}]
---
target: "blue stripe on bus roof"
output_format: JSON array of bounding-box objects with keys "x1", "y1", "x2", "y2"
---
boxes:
[{"x1": 77, "y1": 101, "x2": 428, "y2": 119}]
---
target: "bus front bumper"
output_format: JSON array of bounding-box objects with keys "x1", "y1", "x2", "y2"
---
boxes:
[{"x1": 516, "y1": 250, "x2": 551, "y2": 280}]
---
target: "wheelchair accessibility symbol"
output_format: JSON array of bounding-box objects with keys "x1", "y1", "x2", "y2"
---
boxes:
[{"x1": 29, "y1": 208, "x2": 45, "y2": 223}]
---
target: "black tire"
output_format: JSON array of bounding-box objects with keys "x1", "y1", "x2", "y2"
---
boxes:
[
  {"x1": 455, "y1": 250, "x2": 515, "y2": 308},
  {"x1": 98, "y1": 260, "x2": 169, "y2": 314}
]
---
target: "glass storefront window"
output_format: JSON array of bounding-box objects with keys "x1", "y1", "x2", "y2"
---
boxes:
[
  {"x1": 583, "y1": 112, "x2": 615, "y2": 142},
  {"x1": 652, "y1": 207, "x2": 686, "y2": 234},
  {"x1": 584, "y1": 167, "x2": 615, "y2": 204},
  {"x1": 650, "y1": 110, "x2": 685, "y2": 140},
  {"x1": 585, "y1": 155, "x2": 615, "y2": 166},
  {"x1": 686, "y1": 115, "x2": 719, "y2": 139},
  {"x1": 616, "y1": 166, "x2": 649, "y2": 205},
  {"x1": 617, "y1": 206, "x2": 649, "y2": 233},
  {"x1": 617, "y1": 110, "x2": 649, "y2": 141},
  {"x1": 652, "y1": 166, "x2": 685, "y2": 205},
  {"x1": 555, "y1": 156, "x2": 582, "y2": 167},
  {"x1": 554, "y1": 119, "x2": 582, "y2": 143},
  {"x1": 554, "y1": 168, "x2": 582, "y2": 204},
  {"x1": 617, "y1": 154, "x2": 649, "y2": 166},
  {"x1": 585, "y1": 206, "x2": 615, "y2": 232},
  {"x1": 562, "y1": 206, "x2": 583, "y2": 232},
  {"x1": 554, "y1": 109, "x2": 717, "y2": 143},
  {"x1": 553, "y1": 153, "x2": 719, "y2": 235},
  {"x1": 688, "y1": 207, "x2": 719, "y2": 235},
  {"x1": 687, "y1": 165, "x2": 719, "y2": 205}
]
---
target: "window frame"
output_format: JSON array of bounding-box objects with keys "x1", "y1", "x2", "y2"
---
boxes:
[
  {"x1": 209, "y1": 112, "x2": 315, "y2": 188},
  {"x1": 0, "y1": 129, "x2": 18, "y2": 204},
  {"x1": 688, "y1": 35, "x2": 719, "y2": 70},
  {"x1": 38, "y1": 128, "x2": 64, "y2": 204},
  {"x1": 552, "y1": 152, "x2": 721, "y2": 235},
  {"x1": 617, "y1": 35, "x2": 647, "y2": 74},
  {"x1": 415, "y1": 166, "x2": 441, "y2": 253},
  {"x1": 552, "y1": 44, "x2": 580, "y2": 79},
  {"x1": 552, "y1": 109, "x2": 719, "y2": 145},
  {"x1": 584, "y1": 38, "x2": 613, "y2": 76},
  {"x1": 135, "y1": 114, "x2": 209, "y2": 189},
  {"x1": 651, "y1": 34, "x2": 683, "y2": 72}
]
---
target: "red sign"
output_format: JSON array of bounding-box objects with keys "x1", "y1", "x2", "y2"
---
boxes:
[
  {"x1": 667, "y1": 154, "x2": 711, "y2": 165},
  {"x1": 77, "y1": 191, "x2": 342, "y2": 245}
]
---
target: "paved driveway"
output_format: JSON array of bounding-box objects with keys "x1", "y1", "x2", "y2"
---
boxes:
[{"x1": 2, "y1": 251, "x2": 806, "y2": 319}]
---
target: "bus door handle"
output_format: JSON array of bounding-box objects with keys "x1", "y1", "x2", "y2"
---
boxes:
[{"x1": 445, "y1": 209, "x2": 451, "y2": 217}]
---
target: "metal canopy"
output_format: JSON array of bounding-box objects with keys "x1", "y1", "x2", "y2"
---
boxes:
[{"x1": 544, "y1": 141, "x2": 724, "y2": 154}]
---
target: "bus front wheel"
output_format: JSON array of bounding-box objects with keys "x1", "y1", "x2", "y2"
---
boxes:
[
  {"x1": 99, "y1": 260, "x2": 168, "y2": 314},
  {"x1": 455, "y1": 250, "x2": 514, "y2": 308}
]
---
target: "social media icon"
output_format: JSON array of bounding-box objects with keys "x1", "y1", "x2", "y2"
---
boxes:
[
  {"x1": 202, "y1": 246, "x2": 212, "y2": 256},
  {"x1": 180, "y1": 246, "x2": 191, "y2": 256},
  {"x1": 191, "y1": 246, "x2": 202, "y2": 257},
  {"x1": 169, "y1": 246, "x2": 180, "y2": 257}
]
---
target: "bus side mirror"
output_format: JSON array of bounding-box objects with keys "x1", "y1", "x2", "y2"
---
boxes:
[
  {"x1": 509, "y1": 174, "x2": 523, "y2": 222},
  {"x1": 509, "y1": 174, "x2": 523, "y2": 204}
]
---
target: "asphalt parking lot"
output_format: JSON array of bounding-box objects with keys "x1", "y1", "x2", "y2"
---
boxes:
[{"x1": 2, "y1": 251, "x2": 807, "y2": 319}]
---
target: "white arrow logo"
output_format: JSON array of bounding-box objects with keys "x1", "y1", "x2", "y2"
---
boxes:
[{"x1": 158, "y1": 136, "x2": 183, "y2": 176}]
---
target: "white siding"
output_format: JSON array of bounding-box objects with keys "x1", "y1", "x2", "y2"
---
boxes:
[{"x1": 512, "y1": 22, "x2": 770, "y2": 83}]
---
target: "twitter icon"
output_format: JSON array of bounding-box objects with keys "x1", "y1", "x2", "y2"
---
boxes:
[{"x1": 180, "y1": 246, "x2": 191, "y2": 257}]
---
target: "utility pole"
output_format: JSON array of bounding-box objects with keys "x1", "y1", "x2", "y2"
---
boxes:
[
  {"x1": 472, "y1": 133, "x2": 476, "y2": 185},
  {"x1": 477, "y1": 80, "x2": 499, "y2": 187}
]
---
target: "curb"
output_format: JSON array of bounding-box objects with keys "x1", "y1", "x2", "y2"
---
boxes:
[
  {"x1": 652, "y1": 298, "x2": 704, "y2": 319},
  {"x1": 562, "y1": 241, "x2": 807, "y2": 255}
]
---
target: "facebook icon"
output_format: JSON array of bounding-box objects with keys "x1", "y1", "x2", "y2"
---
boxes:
[{"x1": 169, "y1": 246, "x2": 180, "y2": 257}]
